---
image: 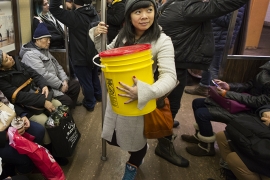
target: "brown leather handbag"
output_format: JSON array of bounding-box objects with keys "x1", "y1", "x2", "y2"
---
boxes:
[{"x1": 144, "y1": 97, "x2": 173, "y2": 139}]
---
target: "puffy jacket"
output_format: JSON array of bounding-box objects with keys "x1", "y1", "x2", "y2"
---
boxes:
[
  {"x1": 205, "y1": 61, "x2": 270, "y2": 123},
  {"x1": 49, "y1": 0, "x2": 100, "y2": 66},
  {"x1": 0, "y1": 59, "x2": 48, "y2": 117},
  {"x1": 212, "y1": 6, "x2": 245, "y2": 51},
  {"x1": 158, "y1": 0, "x2": 249, "y2": 70},
  {"x1": 20, "y1": 42, "x2": 68, "y2": 97}
]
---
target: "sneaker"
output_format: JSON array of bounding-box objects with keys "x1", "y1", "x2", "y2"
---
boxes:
[
  {"x1": 173, "y1": 120, "x2": 180, "y2": 128},
  {"x1": 122, "y1": 162, "x2": 137, "y2": 180}
]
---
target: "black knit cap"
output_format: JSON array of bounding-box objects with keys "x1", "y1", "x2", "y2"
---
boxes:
[
  {"x1": 33, "y1": 23, "x2": 51, "y2": 39},
  {"x1": 74, "y1": 0, "x2": 84, "y2": 5},
  {"x1": 124, "y1": 0, "x2": 157, "y2": 15}
]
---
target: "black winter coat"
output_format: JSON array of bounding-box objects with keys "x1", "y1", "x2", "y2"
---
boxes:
[
  {"x1": 50, "y1": 0, "x2": 100, "y2": 66},
  {"x1": 0, "y1": 59, "x2": 48, "y2": 117},
  {"x1": 205, "y1": 61, "x2": 270, "y2": 123},
  {"x1": 212, "y1": 6, "x2": 245, "y2": 51},
  {"x1": 33, "y1": 17, "x2": 65, "y2": 49},
  {"x1": 107, "y1": 1, "x2": 125, "y2": 43},
  {"x1": 158, "y1": 0, "x2": 249, "y2": 70},
  {"x1": 226, "y1": 105, "x2": 270, "y2": 177}
]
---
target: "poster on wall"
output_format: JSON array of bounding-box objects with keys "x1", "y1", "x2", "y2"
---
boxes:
[{"x1": 0, "y1": 0, "x2": 15, "y2": 53}]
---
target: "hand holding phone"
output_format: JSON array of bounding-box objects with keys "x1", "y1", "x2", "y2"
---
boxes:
[{"x1": 212, "y1": 80, "x2": 220, "y2": 88}]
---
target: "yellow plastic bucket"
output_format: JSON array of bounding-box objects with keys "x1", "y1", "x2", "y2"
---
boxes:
[{"x1": 93, "y1": 44, "x2": 156, "y2": 116}]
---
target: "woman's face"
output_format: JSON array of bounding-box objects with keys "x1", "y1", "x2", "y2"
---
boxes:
[
  {"x1": 43, "y1": 0, "x2": 49, "y2": 14},
  {"x1": 130, "y1": 4, "x2": 155, "y2": 36},
  {"x1": 1, "y1": 52, "x2": 15, "y2": 70}
]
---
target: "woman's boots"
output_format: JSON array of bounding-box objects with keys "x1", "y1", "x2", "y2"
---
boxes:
[
  {"x1": 185, "y1": 133, "x2": 216, "y2": 156},
  {"x1": 155, "y1": 137, "x2": 189, "y2": 167}
]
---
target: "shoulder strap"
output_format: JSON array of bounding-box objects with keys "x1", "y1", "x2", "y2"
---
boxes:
[
  {"x1": 34, "y1": 16, "x2": 43, "y2": 23},
  {"x1": 11, "y1": 78, "x2": 33, "y2": 103}
]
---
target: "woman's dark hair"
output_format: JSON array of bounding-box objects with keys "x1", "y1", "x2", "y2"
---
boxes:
[
  {"x1": 115, "y1": 0, "x2": 161, "y2": 47},
  {"x1": 33, "y1": 0, "x2": 43, "y2": 16}
]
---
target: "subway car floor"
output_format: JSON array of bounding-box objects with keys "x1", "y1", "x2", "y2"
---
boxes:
[{"x1": 27, "y1": 26, "x2": 270, "y2": 180}]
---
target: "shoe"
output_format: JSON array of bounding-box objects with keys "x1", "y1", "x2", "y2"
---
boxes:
[
  {"x1": 173, "y1": 120, "x2": 180, "y2": 128},
  {"x1": 76, "y1": 101, "x2": 82, "y2": 106},
  {"x1": 54, "y1": 157, "x2": 69, "y2": 166},
  {"x1": 83, "y1": 104, "x2": 94, "y2": 112},
  {"x1": 122, "y1": 162, "x2": 137, "y2": 180},
  {"x1": 220, "y1": 168, "x2": 237, "y2": 180},
  {"x1": 155, "y1": 137, "x2": 189, "y2": 167},
  {"x1": 181, "y1": 134, "x2": 200, "y2": 144},
  {"x1": 96, "y1": 97, "x2": 102, "y2": 102},
  {"x1": 186, "y1": 133, "x2": 216, "y2": 156},
  {"x1": 185, "y1": 85, "x2": 209, "y2": 97}
]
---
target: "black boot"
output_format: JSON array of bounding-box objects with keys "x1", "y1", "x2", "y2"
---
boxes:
[{"x1": 155, "y1": 137, "x2": 189, "y2": 167}]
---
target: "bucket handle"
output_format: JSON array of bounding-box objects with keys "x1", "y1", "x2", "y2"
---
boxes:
[{"x1": 93, "y1": 54, "x2": 105, "y2": 68}]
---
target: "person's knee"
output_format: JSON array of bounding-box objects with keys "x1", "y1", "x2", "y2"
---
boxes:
[
  {"x1": 52, "y1": 99, "x2": 62, "y2": 107},
  {"x1": 216, "y1": 131, "x2": 225, "y2": 142}
]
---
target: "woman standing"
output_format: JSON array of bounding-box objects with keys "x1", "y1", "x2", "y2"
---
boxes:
[{"x1": 89, "y1": 0, "x2": 189, "y2": 179}]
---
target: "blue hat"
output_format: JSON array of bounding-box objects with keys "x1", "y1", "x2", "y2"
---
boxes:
[{"x1": 33, "y1": 23, "x2": 52, "y2": 39}]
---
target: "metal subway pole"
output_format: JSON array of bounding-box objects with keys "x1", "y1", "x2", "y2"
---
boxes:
[{"x1": 100, "y1": 0, "x2": 108, "y2": 161}]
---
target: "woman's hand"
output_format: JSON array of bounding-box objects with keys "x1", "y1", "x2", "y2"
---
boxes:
[
  {"x1": 17, "y1": 126, "x2": 25, "y2": 135},
  {"x1": 261, "y1": 111, "x2": 270, "y2": 126},
  {"x1": 94, "y1": 22, "x2": 108, "y2": 37},
  {"x1": 44, "y1": 100, "x2": 56, "y2": 112},
  {"x1": 216, "y1": 86, "x2": 227, "y2": 96},
  {"x1": 213, "y1": 79, "x2": 230, "y2": 90},
  {"x1": 22, "y1": 116, "x2": 30, "y2": 130},
  {"x1": 117, "y1": 76, "x2": 138, "y2": 104},
  {"x1": 42, "y1": 86, "x2": 49, "y2": 98}
]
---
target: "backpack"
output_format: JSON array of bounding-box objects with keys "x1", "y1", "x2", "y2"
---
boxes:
[{"x1": 225, "y1": 115, "x2": 270, "y2": 166}]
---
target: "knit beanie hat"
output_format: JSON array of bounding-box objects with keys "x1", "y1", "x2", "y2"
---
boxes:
[
  {"x1": 0, "y1": 50, "x2": 3, "y2": 67},
  {"x1": 124, "y1": 0, "x2": 157, "y2": 15},
  {"x1": 33, "y1": 23, "x2": 52, "y2": 39},
  {"x1": 74, "y1": 0, "x2": 85, "y2": 5}
]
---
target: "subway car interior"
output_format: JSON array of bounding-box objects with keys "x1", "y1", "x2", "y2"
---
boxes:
[{"x1": 1, "y1": 0, "x2": 270, "y2": 179}]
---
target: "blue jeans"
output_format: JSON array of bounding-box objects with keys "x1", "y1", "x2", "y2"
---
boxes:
[
  {"x1": 168, "y1": 68, "x2": 187, "y2": 119},
  {"x1": 0, "y1": 121, "x2": 45, "y2": 174},
  {"x1": 73, "y1": 65, "x2": 102, "y2": 109},
  {"x1": 192, "y1": 98, "x2": 214, "y2": 137},
  {"x1": 200, "y1": 50, "x2": 224, "y2": 87}
]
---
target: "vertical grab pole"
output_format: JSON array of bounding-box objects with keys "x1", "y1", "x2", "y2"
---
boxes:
[{"x1": 100, "y1": 0, "x2": 108, "y2": 161}]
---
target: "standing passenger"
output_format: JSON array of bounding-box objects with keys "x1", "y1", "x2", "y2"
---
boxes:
[
  {"x1": 89, "y1": 0, "x2": 188, "y2": 179},
  {"x1": 157, "y1": 0, "x2": 249, "y2": 152},
  {"x1": 50, "y1": 0, "x2": 102, "y2": 112}
]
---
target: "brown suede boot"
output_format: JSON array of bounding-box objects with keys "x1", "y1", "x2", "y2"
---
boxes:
[
  {"x1": 185, "y1": 133, "x2": 216, "y2": 156},
  {"x1": 181, "y1": 123, "x2": 200, "y2": 144},
  {"x1": 184, "y1": 85, "x2": 209, "y2": 97}
]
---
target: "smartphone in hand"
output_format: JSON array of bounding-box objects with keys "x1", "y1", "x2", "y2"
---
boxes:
[{"x1": 212, "y1": 80, "x2": 220, "y2": 87}]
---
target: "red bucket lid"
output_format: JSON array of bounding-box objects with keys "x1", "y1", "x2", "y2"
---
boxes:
[{"x1": 99, "y1": 44, "x2": 151, "y2": 57}]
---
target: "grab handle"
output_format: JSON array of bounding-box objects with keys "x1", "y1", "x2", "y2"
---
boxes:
[{"x1": 93, "y1": 54, "x2": 105, "y2": 68}]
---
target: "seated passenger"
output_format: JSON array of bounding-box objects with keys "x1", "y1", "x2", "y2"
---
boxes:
[
  {"x1": 181, "y1": 61, "x2": 270, "y2": 156},
  {"x1": 216, "y1": 105, "x2": 270, "y2": 180},
  {"x1": 20, "y1": 23, "x2": 80, "y2": 109},
  {"x1": 0, "y1": 49, "x2": 68, "y2": 166},
  {"x1": 0, "y1": 90, "x2": 45, "y2": 178},
  {"x1": 33, "y1": 0, "x2": 65, "y2": 49}
]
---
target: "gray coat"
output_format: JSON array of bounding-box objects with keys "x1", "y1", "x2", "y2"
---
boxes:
[
  {"x1": 19, "y1": 42, "x2": 69, "y2": 97},
  {"x1": 90, "y1": 29, "x2": 177, "y2": 151}
]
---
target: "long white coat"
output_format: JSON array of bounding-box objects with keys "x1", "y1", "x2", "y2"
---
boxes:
[{"x1": 89, "y1": 28, "x2": 177, "y2": 151}]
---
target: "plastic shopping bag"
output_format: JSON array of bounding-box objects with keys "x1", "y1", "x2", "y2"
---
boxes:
[{"x1": 8, "y1": 127, "x2": 65, "y2": 180}]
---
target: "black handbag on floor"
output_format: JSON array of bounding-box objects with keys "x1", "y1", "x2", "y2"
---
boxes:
[{"x1": 46, "y1": 106, "x2": 81, "y2": 157}]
